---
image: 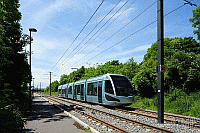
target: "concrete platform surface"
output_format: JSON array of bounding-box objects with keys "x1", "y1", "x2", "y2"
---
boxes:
[{"x1": 23, "y1": 93, "x2": 87, "y2": 133}]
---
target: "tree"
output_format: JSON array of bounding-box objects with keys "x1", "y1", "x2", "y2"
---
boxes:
[
  {"x1": 132, "y1": 58, "x2": 157, "y2": 97},
  {"x1": 44, "y1": 80, "x2": 59, "y2": 92},
  {"x1": 119, "y1": 57, "x2": 138, "y2": 80},
  {"x1": 0, "y1": 0, "x2": 29, "y2": 131},
  {"x1": 189, "y1": 6, "x2": 200, "y2": 40},
  {"x1": 134, "y1": 37, "x2": 200, "y2": 97},
  {"x1": 60, "y1": 74, "x2": 68, "y2": 85}
]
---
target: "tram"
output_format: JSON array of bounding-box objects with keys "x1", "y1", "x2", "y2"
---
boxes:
[{"x1": 58, "y1": 74, "x2": 134, "y2": 106}]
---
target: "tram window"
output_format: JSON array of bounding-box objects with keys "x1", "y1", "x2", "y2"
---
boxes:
[
  {"x1": 87, "y1": 83, "x2": 93, "y2": 95},
  {"x1": 68, "y1": 86, "x2": 72, "y2": 94},
  {"x1": 93, "y1": 82, "x2": 97, "y2": 96},
  {"x1": 81, "y1": 84, "x2": 84, "y2": 95},
  {"x1": 105, "y1": 80, "x2": 114, "y2": 94},
  {"x1": 87, "y1": 82, "x2": 97, "y2": 96},
  {"x1": 76, "y1": 85, "x2": 80, "y2": 95},
  {"x1": 110, "y1": 75, "x2": 133, "y2": 96}
]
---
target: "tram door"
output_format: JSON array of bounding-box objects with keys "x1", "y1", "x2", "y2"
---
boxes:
[
  {"x1": 81, "y1": 84, "x2": 84, "y2": 100},
  {"x1": 98, "y1": 81, "x2": 102, "y2": 103},
  {"x1": 74, "y1": 85, "x2": 77, "y2": 99},
  {"x1": 66, "y1": 86, "x2": 68, "y2": 98}
]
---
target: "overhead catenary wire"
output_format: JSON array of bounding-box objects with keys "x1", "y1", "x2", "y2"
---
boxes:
[
  {"x1": 61, "y1": 0, "x2": 193, "y2": 75},
  {"x1": 60, "y1": 0, "x2": 156, "y2": 74},
  {"x1": 80, "y1": 1, "x2": 191, "y2": 66},
  {"x1": 53, "y1": 0, "x2": 130, "y2": 74},
  {"x1": 54, "y1": 0, "x2": 122, "y2": 69},
  {"x1": 55, "y1": 0, "x2": 139, "y2": 75},
  {"x1": 33, "y1": 0, "x2": 197, "y2": 88},
  {"x1": 50, "y1": 0, "x2": 105, "y2": 71},
  {"x1": 34, "y1": 0, "x2": 197, "y2": 88},
  {"x1": 73, "y1": 0, "x2": 137, "y2": 57}
]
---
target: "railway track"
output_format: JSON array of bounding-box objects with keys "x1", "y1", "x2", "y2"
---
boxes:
[
  {"x1": 113, "y1": 107, "x2": 200, "y2": 129},
  {"x1": 39, "y1": 93, "x2": 200, "y2": 132},
  {"x1": 41, "y1": 94, "x2": 175, "y2": 133},
  {"x1": 48, "y1": 96, "x2": 130, "y2": 133}
]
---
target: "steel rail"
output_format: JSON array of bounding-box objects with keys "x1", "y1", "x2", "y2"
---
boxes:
[
  {"x1": 44, "y1": 95, "x2": 130, "y2": 133},
  {"x1": 118, "y1": 108, "x2": 200, "y2": 129},
  {"x1": 44, "y1": 94, "x2": 174, "y2": 133}
]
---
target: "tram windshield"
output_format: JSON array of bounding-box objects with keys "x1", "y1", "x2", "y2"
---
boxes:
[{"x1": 110, "y1": 75, "x2": 133, "y2": 96}]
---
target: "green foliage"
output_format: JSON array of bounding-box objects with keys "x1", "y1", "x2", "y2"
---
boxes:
[
  {"x1": 59, "y1": 59, "x2": 139, "y2": 87},
  {"x1": 0, "y1": 104, "x2": 26, "y2": 132},
  {"x1": 44, "y1": 80, "x2": 59, "y2": 92},
  {"x1": 57, "y1": 37, "x2": 199, "y2": 99},
  {"x1": 190, "y1": 99, "x2": 200, "y2": 118},
  {"x1": 189, "y1": 6, "x2": 200, "y2": 40},
  {"x1": 130, "y1": 95, "x2": 157, "y2": 111},
  {"x1": 131, "y1": 90, "x2": 200, "y2": 118},
  {"x1": 133, "y1": 37, "x2": 200, "y2": 97},
  {"x1": 132, "y1": 59, "x2": 157, "y2": 97},
  {"x1": 0, "y1": 0, "x2": 30, "y2": 131},
  {"x1": 84, "y1": 126, "x2": 91, "y2": 132},
  {"x1": 41, "y1": 91, "x2": 58, "y2": 96}
]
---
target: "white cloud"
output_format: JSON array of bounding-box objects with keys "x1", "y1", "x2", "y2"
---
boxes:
[
  {"x1": 124, "y1": 44, "x2": 152, "y2": 54},
  {"x1": 101, "y1": 44, "x2": 151, "y2": 60},
  {"x1": 33, "y1": 37, "x2": 57, "y2": 54},
  {"x1": 31, "y1": 0, "x2": 100, "y2": 27}
]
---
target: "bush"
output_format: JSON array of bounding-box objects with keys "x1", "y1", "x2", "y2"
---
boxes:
[
  {"x1": 130, "y1": 95, "x2": 157, "y2": 110},
  {"x1": 0, "y1": 104, "x2": 26, "y2": 132},
  {"x1": 190, "y1": 99, "x2": 200, "y2": 118},
  {"x1": 164, "y1": 90, "x2": 200, "y2": 117},
  {"x1": 132, "y1": 68, "x2": 156, "y2": 98}
]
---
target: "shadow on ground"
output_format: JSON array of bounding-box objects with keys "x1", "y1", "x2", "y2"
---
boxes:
[{"x1": 22, "y1": 95, "x2": 71, "y2": 132}]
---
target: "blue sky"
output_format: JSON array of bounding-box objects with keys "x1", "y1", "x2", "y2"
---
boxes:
[{"x1": 19, "y1": 0, "x2": 199, "y2": 88}]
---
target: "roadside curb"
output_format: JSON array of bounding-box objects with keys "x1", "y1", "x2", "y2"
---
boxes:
[{"x1": 40, "y1": 95, "x2": 99, "y2": 133}]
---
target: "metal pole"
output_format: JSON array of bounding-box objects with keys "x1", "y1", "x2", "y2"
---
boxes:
[
  {"x1": 50, "y1": 72, "x2": 51, "y2": 96},
  {"x1": 29, "y1": 28, "x2": 37, "y2": 115},
  {"x1": 157, "y1": 0, "x2": 164, "y2": 123},
  {"x1": 33, "y1": 78, "x2": 35, "y2": 90},
  {"x1": 40, "y1": 82, "x2": 41, "y2": 93},
  {"x1": 29, "y1": 30, "x2": 32, "y2": 115}
]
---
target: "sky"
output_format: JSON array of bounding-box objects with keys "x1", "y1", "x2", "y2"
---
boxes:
[{"x1": 18, "y1": 0, "x2": 199, "y2": 88}]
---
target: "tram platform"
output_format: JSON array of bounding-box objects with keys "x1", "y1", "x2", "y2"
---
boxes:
[{"x1": 23, "y1": 93, "x2": 87, "y2": 133}]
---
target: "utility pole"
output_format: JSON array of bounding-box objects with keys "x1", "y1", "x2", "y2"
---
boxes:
[
  {"x1": 29, "y1": 28, "x2": 37, "y2": 115},
  {"x1": 49, "y1": 72, "x2": 52, "y2": 96},
  {"x1": 40, "y1": 82, "x2": 41, "y2": 93},
  {"x1": 157, "y1": 0, "x2": 164, "y2": 123},
  {"x1": 33, "y1": 78, "x2": 35, "y2": 93}
]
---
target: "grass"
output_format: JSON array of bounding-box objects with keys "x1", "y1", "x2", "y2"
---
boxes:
[
  {"x1": 39, "y1": 91, "x2": 58, "y2": 96},
  {"x1": 130, "y1": 95, "x2": 158, "y2": 111},
  {"x1": 73, "y1": 122, "x2": 91, "y2": 132},
  {"x1": 130, "y1": 90, "x2": 200, "y2": 118}
]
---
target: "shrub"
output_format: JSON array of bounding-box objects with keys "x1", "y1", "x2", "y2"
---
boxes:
[
  {"x1": 190, "y1": 99, "x2": 200, "y2": 118},
  {"x1": 0, "y1": 104, "x2": 26, "y2": 132}
]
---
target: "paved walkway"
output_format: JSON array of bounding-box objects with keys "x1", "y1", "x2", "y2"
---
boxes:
[{"x1": 23, "y1": 93, "x2": 87, "y2": 133}]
